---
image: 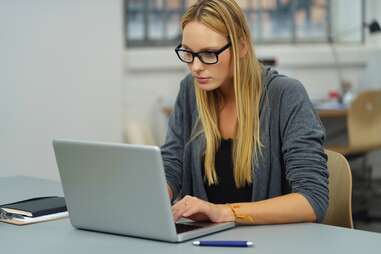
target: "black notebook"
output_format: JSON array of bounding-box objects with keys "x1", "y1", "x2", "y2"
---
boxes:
[{"x1": 1, "y1": 196, "x2": 67, "y2": 217}]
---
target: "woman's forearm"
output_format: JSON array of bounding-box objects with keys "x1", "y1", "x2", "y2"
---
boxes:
[{"x1": 226, "y1": 193, "x2": 317, "y2": 224}]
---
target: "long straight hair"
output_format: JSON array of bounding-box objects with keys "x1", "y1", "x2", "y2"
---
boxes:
[{"x1": 182, "y1": 0, "x2": 263, "y2": 187}]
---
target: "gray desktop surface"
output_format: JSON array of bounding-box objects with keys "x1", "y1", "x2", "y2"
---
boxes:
[{"x1": 1, "y1": 176, "x2": 381, "y2": 254}]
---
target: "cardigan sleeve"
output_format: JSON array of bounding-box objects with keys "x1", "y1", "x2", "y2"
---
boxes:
[
  {"x1": 160, "y1": 78, "x2": 187, "y2": 201},
  {"x1": 279, "y1": 78, "x2": 329, "y2": 222}
]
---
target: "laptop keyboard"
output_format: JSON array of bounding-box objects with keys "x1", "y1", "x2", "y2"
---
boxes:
[{"x1": 175, "y1": 223, "x2": 203, "y2": 234}]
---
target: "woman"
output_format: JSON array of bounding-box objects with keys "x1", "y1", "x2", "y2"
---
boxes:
[{"x1": 161, "y1": 0, "x2": 328, "y2": 225}]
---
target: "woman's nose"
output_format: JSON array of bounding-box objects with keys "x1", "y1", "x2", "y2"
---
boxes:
[{"x1": 190, "y1": 56, "x2": 205, "y2": 72}]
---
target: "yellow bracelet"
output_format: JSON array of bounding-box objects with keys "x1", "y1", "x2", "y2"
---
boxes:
[{"x1": 227, "y1": 204, "x2": 255, "y2": 224}]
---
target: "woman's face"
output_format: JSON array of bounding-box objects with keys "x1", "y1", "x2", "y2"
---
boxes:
[{"x1": 181, "y1": 21, "x2": 233, "y2": 92}]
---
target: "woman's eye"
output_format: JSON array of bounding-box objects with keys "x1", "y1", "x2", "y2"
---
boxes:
[{"x1": 200, "y1": 52, "x2": 215, "y2": 58}]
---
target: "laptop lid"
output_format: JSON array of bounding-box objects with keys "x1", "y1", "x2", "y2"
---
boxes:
[{"x1": 53, "y1": 139, "x2": 234, "y2": 242}]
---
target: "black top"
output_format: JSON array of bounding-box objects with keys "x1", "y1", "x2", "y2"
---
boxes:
[{"x1": 203, "y1": 139, "x2": 252, "y2": 204}]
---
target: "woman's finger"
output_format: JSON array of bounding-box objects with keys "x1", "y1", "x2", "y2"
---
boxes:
[{"x1": 172, "y1": 196, "x2": 192, "y2": 221}]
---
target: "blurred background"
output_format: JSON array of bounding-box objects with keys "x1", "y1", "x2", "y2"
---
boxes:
[{"x1": 1, "y1": 0, "x2": 381, "y2": 232}]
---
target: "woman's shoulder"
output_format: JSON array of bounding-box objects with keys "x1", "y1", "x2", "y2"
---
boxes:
[
  {"x1": 261, "y1": 67, "x2": 309, "y2": 104},
  {"x1": 262, "y1": 67, "x2": 305, "y2": 93},
  {"x1": 177, "y1": 73, "x2": 197, "y2": 104},
  {"x1": 176, "y1": 73, "x2": 194, "y2": 98},
  {"x1": 175, "y1": 73, "x2": 197, "y2": 113},
  {"x1": 180, "y1": 73, "x2": 194, "y2": 90}
]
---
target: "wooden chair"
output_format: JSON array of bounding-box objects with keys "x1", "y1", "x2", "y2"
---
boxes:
[{"x1": 323, "y1": 150, "x2": 353, "y2": 228}]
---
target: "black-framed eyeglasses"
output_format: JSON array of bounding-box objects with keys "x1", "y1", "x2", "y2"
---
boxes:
[{"x1": 175, "y1": 42, "x2": 231, "y2": 65}]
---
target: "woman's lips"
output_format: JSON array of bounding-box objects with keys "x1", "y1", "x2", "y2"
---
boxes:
[{"x1": 196, "y1": 77, "x2": 210, "y2": 84}]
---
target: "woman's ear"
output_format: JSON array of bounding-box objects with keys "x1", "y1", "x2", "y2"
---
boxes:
[{"x1": 239, "y1": 39, "x2": 249, "y2": 58}]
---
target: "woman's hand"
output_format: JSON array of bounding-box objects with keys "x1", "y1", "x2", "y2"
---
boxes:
[{"x1": 171, "y1": 195, "x2": 234, "y2": 223}]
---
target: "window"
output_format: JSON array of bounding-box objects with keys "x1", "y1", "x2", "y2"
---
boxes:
[{"x1": 124, "y1": 0, "x2": 364, "y2": 47}]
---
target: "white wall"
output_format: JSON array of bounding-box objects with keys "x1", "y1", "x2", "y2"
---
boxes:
[{"x1": 0, "y1": 0, "x2": 124, "y2": 180}]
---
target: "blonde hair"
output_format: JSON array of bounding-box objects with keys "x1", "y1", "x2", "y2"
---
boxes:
[{"x1": 182, "y1": 0, "x2": 263, "y2": 187}]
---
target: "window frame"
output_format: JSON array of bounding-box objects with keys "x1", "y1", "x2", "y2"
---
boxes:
[{"x1": 124, "y1": 0, "x2": 365, "y2": 48}]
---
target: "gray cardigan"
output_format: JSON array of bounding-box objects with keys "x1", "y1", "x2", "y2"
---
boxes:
[{"x1": 161, "y1": 67, "x2": 329, "y2": 222}]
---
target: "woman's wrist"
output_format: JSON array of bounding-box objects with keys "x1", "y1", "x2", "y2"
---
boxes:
[
  {"x1": 227, "y1": 204, "x2": 255, "y2": 224},
  {"x1": 216, "y1": 204, "x2": 235, "y2": 222}
]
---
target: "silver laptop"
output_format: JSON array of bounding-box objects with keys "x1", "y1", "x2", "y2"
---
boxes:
[{"x1": 53, "y1": 139, "x2": 235, "y2": 242}]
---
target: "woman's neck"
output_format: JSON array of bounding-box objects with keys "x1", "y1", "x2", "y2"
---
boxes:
[{"x1": 218, "y1": 82, "x2": 235, "y2": 105}]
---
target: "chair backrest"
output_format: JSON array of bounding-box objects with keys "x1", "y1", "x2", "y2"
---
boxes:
[
  {"x1": 323, "y1": 150, "x2": 353, "y2": 228},
  {"x1": 348, "y1": 90, "x2": 381, "y2": 149}
]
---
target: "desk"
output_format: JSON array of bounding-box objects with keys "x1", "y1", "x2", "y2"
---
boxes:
[
  {"x1": 1, "y1": 176, "x2": 381, "y2": 254},
  {"x1": 318, "y1": 108, "x2": 348, "y2": 118},
  {"x1": 317, "y1": 107, "x2": 352, "y2": 155}
]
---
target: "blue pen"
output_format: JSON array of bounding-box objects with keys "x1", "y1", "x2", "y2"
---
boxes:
[{"x1": 192, "y1": 240, "x2": 253, "y2": 247}]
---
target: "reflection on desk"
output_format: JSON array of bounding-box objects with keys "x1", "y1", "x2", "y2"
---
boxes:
[{"x1": 1, "y1": 176, "x2": 381, "y2": 254}]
